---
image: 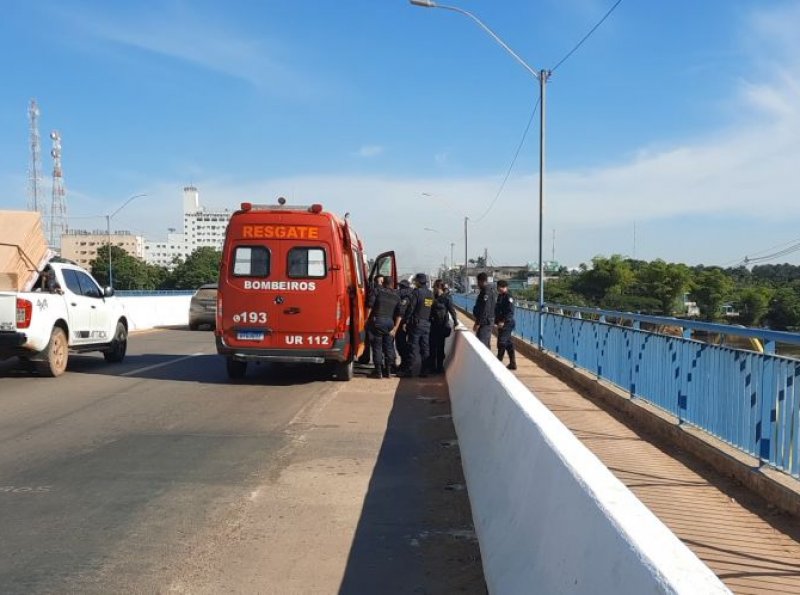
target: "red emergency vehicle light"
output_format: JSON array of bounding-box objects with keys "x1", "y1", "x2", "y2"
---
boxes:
[
  {"x1": 309, "y1": 204, "x2": 323, "y2": 214},
  {"x1": 240, "y1": 202, "x2": 253, "y2": 212}
]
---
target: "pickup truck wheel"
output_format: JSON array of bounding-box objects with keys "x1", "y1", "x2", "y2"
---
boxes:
[
  {"x1": 334, "y1": 360, "x2": 354, "y2": 382},
  {"x1": 37, "y1": 327, "x2": 68, "y2": 377},
  {"x1": 226, "y1": 358, "x2": 247, "y2": 380},
  {"x1": 104, "y1": 321, "x2": 128, "y2": 363}
]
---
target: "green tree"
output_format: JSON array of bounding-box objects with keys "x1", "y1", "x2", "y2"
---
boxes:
[
  {"x1": 765, "y1": 286, "x2": 800, "y2": 330},
  {"x1": 735, "y1": 287, "x2": 771, "y2": 327},
  {"x1": 634, "y1": 260, "x2": 691, "y2": 315},
  {"x1": 165, "y1": 247, "x2": 221, "y2": 289},
  {"x1": 572, "y1": 255, "x2": 634, "y2": 304},
  {"x1": 90, "y1": 245, "x2": 166, "y2": 290},
  {"x1": 690, "y1": 268, "x2": 734, "y2": 321}
]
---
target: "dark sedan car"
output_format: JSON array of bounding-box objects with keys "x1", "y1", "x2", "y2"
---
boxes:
[{"x1": 189, "y1": 284, "x2": 218, "y2": 330}]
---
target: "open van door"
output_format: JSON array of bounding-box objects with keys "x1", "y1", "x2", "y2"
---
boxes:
[{"x1": 369, "y1": 251, "x2": 397, "y2": 287}]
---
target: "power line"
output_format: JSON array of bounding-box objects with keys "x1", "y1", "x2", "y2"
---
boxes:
[
  {"x1": 551, "y1": 0, "x2": 624, "y2": 72},
  {"x1": 722, "y1": 236, "x2": 800, "y2": 267},
  {"x1": 472, "y1": 98, "x2": 540, "y2": 224}
]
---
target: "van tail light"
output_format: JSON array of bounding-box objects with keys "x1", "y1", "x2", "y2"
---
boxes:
[
  {"x1": 215, "y1": 294, "x2": 223, "y2": 334},
  {"x1": 336, "y1": 296, "x2": 346, "y2": 330},
  {"x1": 16, "y1": 298, "x2": 32, "y2": 329}
]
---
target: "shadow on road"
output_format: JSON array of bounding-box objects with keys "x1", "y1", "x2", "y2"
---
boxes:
[{"x1": 338, "y1": 374, "x2": 485, "y2": 595}]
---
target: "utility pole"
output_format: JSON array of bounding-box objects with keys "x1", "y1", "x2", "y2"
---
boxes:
[
  {"x1": 552, "y1": 228, "x2": 556, "y2": 262},
  {"x1": 633, "y1": 221, "x2": 637, "y2": 260},
  {"x1": 450, "y1": 242, "x2": 455, "y2": 283},
  {"x1": 464, "y1": 216, "x2": 469, "y2": 291}
]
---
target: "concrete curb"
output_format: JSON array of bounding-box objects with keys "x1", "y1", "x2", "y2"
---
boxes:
[{"x1": 446, "y1": 329, "x2": 729, "y2": 594}]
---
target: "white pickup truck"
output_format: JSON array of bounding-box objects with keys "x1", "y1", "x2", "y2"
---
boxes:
[{"x1": 0, "y1": 260, "x2": 128, "y2": 377}]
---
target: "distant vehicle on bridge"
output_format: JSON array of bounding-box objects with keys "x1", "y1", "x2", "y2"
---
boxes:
[
  {"x1": 215, "y1": 198, "x2": 396, "y2": 381},
  {"x1": 188, "y1": 284, "x2": 217, "y2": 330}
]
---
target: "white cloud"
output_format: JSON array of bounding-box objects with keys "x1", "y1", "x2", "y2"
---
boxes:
[
  {"x1": 51, "y1": 4, "x2": 324, "y2": 97},
  {"x1": 355, "y1": 145, "x2": 385, "y2": 158}
]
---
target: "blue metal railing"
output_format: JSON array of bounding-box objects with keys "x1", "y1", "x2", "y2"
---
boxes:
[{"x1": 452, "y1": 293, "x2": 800, "y2": 478}]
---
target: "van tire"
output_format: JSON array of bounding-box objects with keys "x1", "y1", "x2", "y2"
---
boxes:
[
  {"x1": 226, "y1": 358, "x2": 247, "y2": 380},
  {"x1": 333, "y1": 360, "x2": 354, "y2": 382},
  {"x1": 104, "y1": 321, "x2": 128, "y2": 363},
  {"x1": 37, "y1": 326, "x2": 69, "y2": 377}
]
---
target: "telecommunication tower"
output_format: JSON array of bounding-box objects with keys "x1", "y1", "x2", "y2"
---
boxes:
[
  {"x1": 49, "y1": 130, "x2": 68, "y2": 248},
  {"x1": 27, "y1": 99, "x2": 47, "y2": 237}
]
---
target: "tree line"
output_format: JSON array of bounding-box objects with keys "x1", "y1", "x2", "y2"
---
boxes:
[
  {"x1": 517, "y1": 256, "x2": 800, "y2": 330},
  {"x1": 89, "y1": 245, "x2": 221, "y2": 291}
]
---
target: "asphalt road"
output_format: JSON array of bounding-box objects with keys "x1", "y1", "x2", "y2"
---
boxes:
[{"x1": 0, "y1": 329, "x2": 483, "y2": 594}]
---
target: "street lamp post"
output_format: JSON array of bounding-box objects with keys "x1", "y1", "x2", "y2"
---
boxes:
[
  {"x1": 106, "y1": 193, "x2": 147, "y2": 289},
  {"x1": 410, "y1": 0, "x2": 548, "y2": 348}
]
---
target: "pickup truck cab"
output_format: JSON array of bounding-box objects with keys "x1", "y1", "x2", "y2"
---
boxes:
[{"x1": 0, "y1": 260, "x2": 129, "y2": 377}]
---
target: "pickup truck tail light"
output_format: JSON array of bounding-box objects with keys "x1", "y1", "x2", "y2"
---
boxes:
[{"x1": 16, "y1": 298, "x2": 32, "y2": 329}]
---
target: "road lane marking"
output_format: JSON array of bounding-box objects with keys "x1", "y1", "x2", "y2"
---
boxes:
[
  {"x1": 0, "y1": 485, "x2": 53, "y2": 493},
  {"x1": 121, "y1": 352, "x2": 205, "y2": 377}
]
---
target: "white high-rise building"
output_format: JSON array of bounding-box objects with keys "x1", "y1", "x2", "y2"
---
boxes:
[{"x1": 144, "y1": 186, "x2": 231, "y2": 269}]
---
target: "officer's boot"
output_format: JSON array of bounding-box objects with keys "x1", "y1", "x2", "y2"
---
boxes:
[
  {"x1": 507, "y1": 348, "x2": 517, "y2": 371},
  {"x1": 369, "y1": 363, "x2": 383, "y2": 379}
]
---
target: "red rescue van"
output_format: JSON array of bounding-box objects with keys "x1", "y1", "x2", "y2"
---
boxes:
[{"x1": 215, "y1": 199, "x2": 396, "y2": 381}]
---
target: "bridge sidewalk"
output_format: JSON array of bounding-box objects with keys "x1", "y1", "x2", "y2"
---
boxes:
[{"x1": 509, "y1": 350, "x2": 800, "y2": 594}]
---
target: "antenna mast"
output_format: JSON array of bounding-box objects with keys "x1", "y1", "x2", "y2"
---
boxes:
[
  {"x1": 49, "y1": 130, "x2": 68, "y2": 249},
  {"x1": 28, "y1": 99, "x2": 47, "y2": 236}
]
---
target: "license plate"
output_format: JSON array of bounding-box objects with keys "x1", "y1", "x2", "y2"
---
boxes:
[{"x1": 237, "y1": 331, "x2": 264, "y2": 341}]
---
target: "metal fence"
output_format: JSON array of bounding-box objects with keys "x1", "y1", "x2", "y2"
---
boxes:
[{"x1": 452, "y1": 293, "x2": 800, "y2": 478}]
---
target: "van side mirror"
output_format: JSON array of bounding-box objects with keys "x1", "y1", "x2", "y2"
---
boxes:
[{"x1": 104, "y1": 286, "x2": 115, "y2": 297}]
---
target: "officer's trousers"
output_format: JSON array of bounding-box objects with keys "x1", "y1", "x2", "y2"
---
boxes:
[
  {"x1": 408, "y1": 323, "x2": 431, "y2": 376},
  {"x1": 497, "y1": 320, "x2": 516, "y2": 362},
  {"x1": 396, "y1": 328, "x2": 409, "y2": 371},
  {"x1": 429, "y1": 323, "x2": 449, "y2": 372},
  {"x1": 369, "y1": 317, "x2": 396, "y2": 375},
  {"x1": 476, "y1": 324, "x2": 493, "y2": 349}
]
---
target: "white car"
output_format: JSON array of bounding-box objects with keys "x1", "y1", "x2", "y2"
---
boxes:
[{"x1": 0, "y1": 260, "x2": 128, "y2": 377}]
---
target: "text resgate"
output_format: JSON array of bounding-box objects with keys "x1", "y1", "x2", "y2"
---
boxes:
[{"x1": 241, "y1": 225, "x2": 320, "y2": 240}]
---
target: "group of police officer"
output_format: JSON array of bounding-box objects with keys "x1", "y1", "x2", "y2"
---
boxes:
[
  {"x1": 471, "y1": 271, "x2": 517, "y2": 370},
  {"x1": 365, "y1": 269, "x2": 516, "y2": 379},
  {"x1": 365, "y1": 272, "x2": 458, "y2": 379}
]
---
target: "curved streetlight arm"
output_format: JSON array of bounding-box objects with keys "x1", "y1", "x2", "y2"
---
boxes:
[
  {"x1": 410, "y1": 0, "x2": 541, "y2": 81},
  {"x1": 109, "y1": 193, "x2": 148, "y2": 219}
]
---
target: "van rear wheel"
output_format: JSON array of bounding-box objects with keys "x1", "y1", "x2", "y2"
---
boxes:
[
  {"x1": 333, "y1": 360, "x2": 354, "y2": 382},
  {"x1": 226, "y1": 357, "x2": 247, "y2": 380}
]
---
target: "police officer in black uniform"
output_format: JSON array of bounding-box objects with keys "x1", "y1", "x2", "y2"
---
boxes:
[
  {"x1": 400, "y1": 273, "x2": 434, "y2": 378},
  {"x1": 429, "y1": 279, "x2": 459, "y2": 374},
  {"x1": 365, "y1": 278, "x2": 401, "y2": 379},
  {"x1": 495, "y1": 279, "x2": 517, "y2": 370},
  {"x1": 394, "y1": 279, "x2": 413, "y2": 373},
  {"x1": 358, "y1": 275, "x2": 385, "y2": 366},
  {"x1": 472, "y1": 272, "x2": 497, "y2": 349}
]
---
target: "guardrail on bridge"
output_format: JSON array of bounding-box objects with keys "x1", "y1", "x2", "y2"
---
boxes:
[{"x1": 453, "y1": 294, "x2": 800, "y2": 479}]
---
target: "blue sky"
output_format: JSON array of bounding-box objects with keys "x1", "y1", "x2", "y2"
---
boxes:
[{"x1": 1, "y1": 0, "x2": 799, "y2": 273}]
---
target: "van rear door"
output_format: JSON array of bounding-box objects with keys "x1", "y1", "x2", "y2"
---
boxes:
[
  {"x1": 270, "y1": 241, "x2": 337, "y2": 350},
  {"x1": 369, "y1": 251, "x2": 397, "y2": 287}
]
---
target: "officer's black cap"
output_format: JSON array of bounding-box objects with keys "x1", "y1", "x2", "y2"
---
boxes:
[
  {"x1": 414, "y1": 273, "x2": 428, "y2": 285},
  {"x1": 399, "y1": 279, "x2": 411, "y2": 288}
]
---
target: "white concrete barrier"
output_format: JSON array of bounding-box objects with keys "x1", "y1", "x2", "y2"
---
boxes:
[
  {"x1": 118, "y1": 295, "x2": 192, "y2": 331},
  {"x1": 445, "y1": 329, "x2": 729, "y2": 594}
]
